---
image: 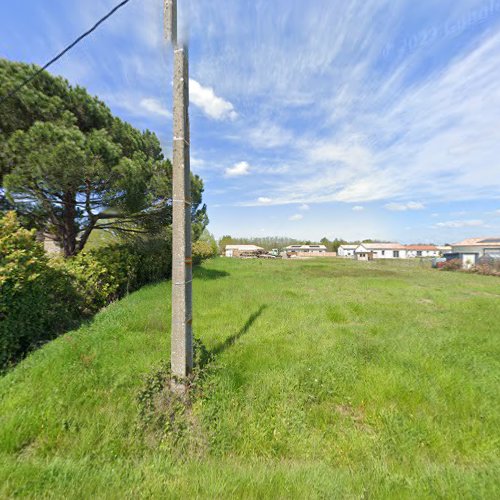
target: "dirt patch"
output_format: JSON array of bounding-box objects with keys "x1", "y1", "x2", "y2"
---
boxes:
[
  {"x1": 417, "y1": 298, "x2": 435, "y2": 305},
  {"x1": 335, "y1": 404, "x2": 374, "y2": 434}
]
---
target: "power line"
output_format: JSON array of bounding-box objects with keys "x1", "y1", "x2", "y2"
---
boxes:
[{"x1": 0, "y1": 0, "x2": 132, "y2": 104}]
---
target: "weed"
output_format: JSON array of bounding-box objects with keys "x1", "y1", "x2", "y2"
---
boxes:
[{"x1": 136, "y1": 337, "x2": 213, "y2": 456}]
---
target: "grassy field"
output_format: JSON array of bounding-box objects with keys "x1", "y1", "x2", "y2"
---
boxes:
[{"x1": 1, "y1": 257, "x2": 499, "y2": 498}]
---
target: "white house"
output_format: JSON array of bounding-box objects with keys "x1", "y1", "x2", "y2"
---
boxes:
[
  {"x1": 285, "y1": 245, "x2": 327, "y2": 254},
  {"x1": 338, "y1": 244, "x2": 358, "y2": 258},
  {"x1": 405, "y1": 245, "x2": 440, "y2": 258},
  {"x1": 225, "y1": 245, "x2": 264, "y2": 258},
  {"x1": 448, "y1": 237, "x2": 500, "y2": 268},
  {"x1": 355, "y1": 243, "x2": 407, "y2": 260},
  {"x1": 437, "y1": 245, "x2": 452, "y2": 255}
]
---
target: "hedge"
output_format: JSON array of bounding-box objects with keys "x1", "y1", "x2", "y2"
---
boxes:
[
  {"x1": 0, "y1": 212, "x2": 173, "y2": 370},
  {"x1": 65, "y1": 238, "x2": 173, "y2": 315},
  {"x1": 0, "y1": 212, "x2": 80, "y2": 368}
]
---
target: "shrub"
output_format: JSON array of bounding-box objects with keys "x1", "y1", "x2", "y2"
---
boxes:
[
  {"x1": 198, "y1": 230, "x2": 218, "y2": 255},
  {"x1": 472, "y1": 259, "x2": 500, "y2": 277},
  {"x1": 65, "y1": 245, "x2": 140, "y2": 314},
  {"x1": 133, "y1": 238, "x2": 172, "y2": 288},
  {"x1": 192, "y1": 240, "x2": 217, "y2": 265},
  {"x1": 66, "y1": 238, "x2": 172, "y2": 314},
  {"x1": 0, "y1": 212, "x2": 80, "y2": 369},
  {"x1": 441, "y1": 258, "x2": 462, "y2": 271},
  {"x1": 1, "y1": 211, "x2": 174, "y2": 368}
]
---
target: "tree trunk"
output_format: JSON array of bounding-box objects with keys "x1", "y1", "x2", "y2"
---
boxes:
[
  {"x1": 61, "y1": 191, "x2": 77, "y2": 258},
  {"x1": 76, "y1": 219, "x2": 96, "y2": 254}
]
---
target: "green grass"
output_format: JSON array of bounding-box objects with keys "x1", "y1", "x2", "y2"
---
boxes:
[{"x1": 1, "y1": 258, "x2": 499, "y2": 498}]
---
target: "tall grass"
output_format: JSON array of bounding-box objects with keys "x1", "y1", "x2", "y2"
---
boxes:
[{"x1": 1, "y1": 258, "x2": 499, "y2": 498}]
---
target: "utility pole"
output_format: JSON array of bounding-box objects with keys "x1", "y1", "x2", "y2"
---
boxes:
[{"x1": 164, "y1": 0, "x2": 193, "y2": 383}]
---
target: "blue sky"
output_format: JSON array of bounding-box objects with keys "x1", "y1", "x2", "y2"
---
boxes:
[{"x1": 1, "y1": 0, "x2": 500, "y2": 243}]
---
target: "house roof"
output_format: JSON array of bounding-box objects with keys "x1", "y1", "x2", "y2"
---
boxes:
[
  {"x1": 452, "y1": 237, "x2": 500, "y2": 246},
  {"x1": 286, "y1": 245, "x2": 327, "y2": 250},
  {"x1": 339, "y1": 245, "x2": 358, "y2": 250},
  {"x1": 226, "y1": 245, "x2": 264, "y2": 251},
  {"x1": 405, "y1": 245, "x2": 439, "y2": 251},
  {"x1": 357, "y1": 243, "x2": 406, "y2": 250}
]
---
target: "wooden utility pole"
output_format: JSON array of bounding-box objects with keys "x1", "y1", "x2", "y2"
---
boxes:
[{"x1": 164, "y1": 0, "x2": 193, "y2": 382}]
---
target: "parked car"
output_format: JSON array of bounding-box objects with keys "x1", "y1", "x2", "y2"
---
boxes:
[{"x1": 432, "y1": 257, "x2": 447, "y2": 269}]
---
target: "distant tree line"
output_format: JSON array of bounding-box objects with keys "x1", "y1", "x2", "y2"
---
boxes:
[
  {"x1": 217, "y1": 235, "x2": 392, "y2": 254},
  {"x1": 218, "y1": 236, "x2": 302, "y2": 253}
]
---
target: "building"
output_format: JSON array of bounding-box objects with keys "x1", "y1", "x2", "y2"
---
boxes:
[
  {"x1": 225, "y1": 245, "x2": 265, "y2": 258},
  {"x1": 404, "y1": 245, "x2": 440, "y2": 258},
  {"x1": 36, "y1": 231, "x2": 62, "y2": 255},
  {"x1": 437, "y1": 245, "x2": 452, "y2": 255},
  {"x1": 447, "y1": 237, "x2": 500, "y2": 269},
  {"x1": 283, "y1": 245, "x2": 336, "y2": 259},
  {"x1": 354, "y1": 243, "x2": 407, "y2": 260},
  {"x1": 338, "y1": 244, "x2": 358, "y2": 258},
  {"x1": 285, "y1": 245, "x2": 327, "y2": 254}
]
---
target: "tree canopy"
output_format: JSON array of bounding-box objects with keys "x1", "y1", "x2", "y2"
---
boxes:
[{"x1": 0, "y1": 59, "x2": 207, "y2": 256}]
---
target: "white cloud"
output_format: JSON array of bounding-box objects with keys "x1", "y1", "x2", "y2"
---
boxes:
[
  {"x1": 289, "y1": 214, "x2": 304, "y2": 221},
  {"x1": 257, "y1": 197, "x2": 273, "y2": 205},
  {"x1": 248, "y1": 122, "x2": 294, "y2": 149},
  {"x1": 352, "y1": 206, "x2": 364, "y2": 211},
  {"x1": 191, "y1": 156, "x2": 206, "y2": 168},
  {"x1": 299, "y1": 204, "x2": 310, "y2": 211},
  {"x1": 140, "y1": 98, "x2": 171, "y2": 118},
  {"x1": 261, "y1": 165, "x2": 290, "y2": 175},
  {"x1": 435, "y1": 219, "x2": 485, "y2": 228},
  {"x1": 225, "y1": 161, "x2": 251, "y2": 177},
  {"x1": 309, "y1": 143, "x2": 373, "y2": 170},
  {"x1": 38, "y1": 0, "x2": 500, "y2": 222},
  {"x1": 385, "y1": 202, "x2": 425, "y2": 211},
  {"x1": 209, "y1": 11, "x2": 500, "y2": 208},
  {"x1": 189, "y1": 79, "x2": 238, "y2": 121}
]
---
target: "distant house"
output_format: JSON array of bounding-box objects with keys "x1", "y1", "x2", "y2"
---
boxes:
[
  {"x1": 338, "y1": 245, "x2": 358, "y2": 258},
  {"x1": 447, "y1": 237, "x2": 500, "y2": 269},
  {"x1": 405, "y1": 245, "x2": 440, "y2": 258},
  {"x1": 355, "y1": 243, "x2": 407, "y2": 260},
  {"x1": 225, "y1": 245, "x2": 264, "y2": 258},
  {"x1": 285, "y1": 245, "x2": 327, "y2": 254},
  {"x1": 283, "y1": 245, "x2": 335, "y2": 259},
  {"x1": 437, "y1": 245, "x2": 452, "y2": 255},
  {"x1": 36, "y1": 232, "x2": 62, "y2": 256}
]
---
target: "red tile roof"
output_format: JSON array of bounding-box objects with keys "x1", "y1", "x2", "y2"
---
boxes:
[
  {"x1": 359, "y1": 243, "x2": 406, "y2": 250},
  {"x1": 405, "y1": 245, "x2": 438, "y2": 251}
]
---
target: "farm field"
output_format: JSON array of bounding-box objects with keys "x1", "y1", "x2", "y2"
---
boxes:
[{"x1": 1, "y1": 257, "x2": 499, "y2": 498}]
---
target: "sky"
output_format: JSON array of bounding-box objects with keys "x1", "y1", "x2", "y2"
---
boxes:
[{"x1": 1, "y1": 0, "x2": 500, "y2": 244}]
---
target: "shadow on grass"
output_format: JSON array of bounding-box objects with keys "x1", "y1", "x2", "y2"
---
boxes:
[
  {"x1": 194, "y1": 267, "x2": 230, "y2": 281},
  {"x1": 211, "y1": 305, "x2": 267, "y2": 357}
]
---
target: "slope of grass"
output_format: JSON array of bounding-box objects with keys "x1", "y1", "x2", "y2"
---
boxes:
[{"x1": 1, "y1": 258, "x2": 499, "y2": 498}]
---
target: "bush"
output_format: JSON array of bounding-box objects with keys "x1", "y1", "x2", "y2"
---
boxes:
[
  {"x1": 1, "y1": 211, "x2": 174, "y2": 369},
  {"x1": 192, "y1": 240, "x2": 217, "y2": 265},
  {"x1": 65, "y1": 245, "x2": 140, "y2": 314},
  {"x1": 133, "y1": 237, "x2": 172, "y2": 288},
  {"x1": 0, "y1": 212, "x2": 80, "y2": 369},
  {"x1": 66, "y1": 238, "x2": 172, "y2": 314},
  {"x1": 441, "y1": 258, "x2": 462, "y2": 271},
  {"x1": 472, "y1": 258, "x2": 500, "y2": 277}
]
